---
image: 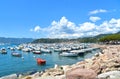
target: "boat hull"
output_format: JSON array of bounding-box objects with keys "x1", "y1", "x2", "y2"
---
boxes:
[
  {"x1": 36, "y1": 58, "x2": 46, "y2": 65},
  {"x1": 11, "y1": 52, "x2": 22, "y2": 57}
]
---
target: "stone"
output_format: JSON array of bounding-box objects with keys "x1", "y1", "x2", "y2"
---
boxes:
[
  {"x1": 90, "y1": 60, "x2": 101, "y2": 74},
  {"x1": 54, "y1": 64, "x2": 59, "y2": 69},
  {"x1": 66, "y1": 68, "x2": 97, "y2": 79},
  {"x1": 97, "y1": 71, "x2": 120, "y2": 79},
  {"x1": 31, "y1": 72, "x2": 40, "y2": 78},
  {"x1": 61, "y1": 65, "x2": 70, "y2": 73},
  {"x1": 0, "y1": 74, "x2": 17, "y2": 79},
  {"x1": 55, "y1": 75, "x2": 66, "y2": 79}
]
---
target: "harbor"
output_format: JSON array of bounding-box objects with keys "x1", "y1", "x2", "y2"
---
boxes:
[
  {"x1": 1, "y1": 44, "x2": 120, "y2": 79},
  {"x1": 0, "y1": 43, "x2": 100, "y2": 77}
]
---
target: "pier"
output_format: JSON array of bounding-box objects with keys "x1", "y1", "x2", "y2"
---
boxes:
[{"x1": 70, "y1": 47, "x2": 100, "y2": 55}]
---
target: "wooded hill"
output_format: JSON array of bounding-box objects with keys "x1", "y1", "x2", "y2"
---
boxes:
[{"x1": 32, "y1": 32, "x2": 120, "y2": 44}]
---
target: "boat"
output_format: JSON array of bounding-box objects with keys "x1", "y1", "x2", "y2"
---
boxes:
[
  {"x1": 36, "y1": 58, "x2": 46, "y2": 65},
  {"x1": 22, "y1": 48, "x2": 31, "y2": 52},
  {"x1": 0, "y1": 48, "x2": 7, "y2": 54},
  {"x1": 11, "y1": 52, "x2": 22, "y2": 57},
  {"x1": 54, "y1": 48, "x2": 62, "y2": 52},
  {"x1": 33, "y1": 50, "x2": 41, "y2": 54},
  {"x1": 9, "y1": 47, "x2": 15, "y2": 51},
  {"x1": 41, "y1": 48, "x2": 52, "y2": 53},
  {"x1": 59, "y1": 52, "x2": 78, "y2": 57}
]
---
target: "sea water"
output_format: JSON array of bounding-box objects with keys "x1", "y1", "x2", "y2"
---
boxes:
[{"x1": 0, "y1": 44, "x2": 100, "y2": 77}]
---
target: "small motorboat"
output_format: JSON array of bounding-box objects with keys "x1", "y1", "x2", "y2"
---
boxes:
[
  {"x1": 36, "y1": 58, "x2": 46, "y2": 65},
  {"x1": 41, "y1": 48, "x2": 52, "y2": 53},
  {"x1": 33, "y1": 50, "x2": 41, "y2": 54},
  {"x1": 11, "y1": 52, "x2": 22, "y2": 57},
  {"x1": 0, "y1": 48, "x2": 7, "y2": 54}
]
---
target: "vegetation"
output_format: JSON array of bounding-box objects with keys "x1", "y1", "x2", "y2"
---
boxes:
[
  {"x1": 99, "y1": 34, "x2": 120, "y2": 44},
  {"x1": 32, "y1": 37, "x2": 98, "y2": 43},
  {"x1": 32, "y1": 38, "x2": 76, "y2": 43},
  {"x1": 1, "y1": 32, "x2": 119, "y2": 44},
  {"x1": 32, "y1": 32, "x2": 120, "y2": 44}
]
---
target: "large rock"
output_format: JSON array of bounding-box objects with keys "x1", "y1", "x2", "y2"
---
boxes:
[
  {"x1": 66, "y1": 68, "x2": 97, "y2": 79},
  {"x1": 97, "y1": 71, "x2": 120, "y2": 79},
  {"x1": 90, "y1": 60, "x2": 101, "y2": 74},
  {"x1": 0, "y1": 74, "x2": 17, "y2": 79}
]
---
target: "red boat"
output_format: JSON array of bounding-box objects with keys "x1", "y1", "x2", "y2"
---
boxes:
[{"x1": 36, "y1": 58, "x2": 46, "y2": 65}]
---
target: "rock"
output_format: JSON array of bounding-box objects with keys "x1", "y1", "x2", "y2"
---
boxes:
[
  {"x1": 90, "y1": 60, "x2": 101, "y2": 74},
  {"x1": 97, "y1": 71, "x2": 120, "y2": 79},
  {"x1": 54, "y1": 64, "x2": 59, "y2": 69},
  {"x1": 94, "y1": 53, "x2": 99, "y2": 57},
  {"x1": 18, "y1": 74, "x2": 22, "y2": 79},
  {"x1": 31, "y1": 72, "x2": 40, "y2": 78},
  {"x1": 37, "y1": 76, "x2": 56, "y2": 79},
  {"x1": 55, "y1": 75, "x2": 66, "y2": 79},
  {"x1": 41, "y1": 68, "x2": 64, "y2": 77},
  {"x1": 41, "y1": 72, "x2": 50, "y2": 77},
  {"x1": 61, "y1": 65, "x2": 70, "y2": 73},
  {"x1": 66, "y1": 68, "x2": 97, "y2": 79},
  {"x1": 0, "y1": 74, "x2": 17, "y2": 79},
  {"x1": 23, "y1": 76, "x2": 32, "y2": 79}
]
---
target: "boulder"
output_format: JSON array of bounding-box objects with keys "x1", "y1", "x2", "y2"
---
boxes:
[
  {"x1": 66, "y1": 68, "x2": 97, "y2": 79},
  {"x1": 0, "y1": 74, "x2": 17, "y2": 79},
  {"x1": 97, "y1": 71, "x2": 120, "y2": 79}
]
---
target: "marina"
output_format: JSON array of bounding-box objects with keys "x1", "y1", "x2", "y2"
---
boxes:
[{"x1": 0, "y1": 43, "x2": 100, "y2": 77}]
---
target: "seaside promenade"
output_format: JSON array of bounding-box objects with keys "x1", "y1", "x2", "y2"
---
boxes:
[{"x1": 1, "y1": 44, "x2": 120, "y2": 79}]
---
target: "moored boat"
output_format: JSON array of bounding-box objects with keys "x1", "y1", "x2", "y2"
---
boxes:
[
  {"x1": 36, "y1": 58, "x2": 46, "y2": 65},
  {"x1": 59, "y1": 52, "x2": 78, "y2": 57},
  {"x1": 41, "y1": 48, "x2": 52, "y2": 53},
  {"x1": 0, "y1": 48, "x2": 7, "y2": 54},
  {"x1": 33, "y1": 50, "x2": 41, "y2": 54},
  {"x1": 11, "y1": 52, "x2": 22, "y2": 57}
]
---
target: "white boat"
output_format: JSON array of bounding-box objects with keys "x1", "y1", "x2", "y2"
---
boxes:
[
  {"x1": 0, "y1": 48, "x2": 7, "y2": 54},
  {"x1": 33, "y1": 50, "x2": 41, "y2": 54},
  {"x1": 22, "y1": 48, "x2": 31, "y2": 52},
  {"x1": 59, "y1": 52, "x2": 78, "y2": 57},
  {"x1": 11, "y1": 52, "x2": 22, "y2": 57},
  {"x1": 54, "y1": 48, "x2": 62, "y2": 52},
  {"x1": 41, "y1": 48, "x2": 51, "y2": 53}
]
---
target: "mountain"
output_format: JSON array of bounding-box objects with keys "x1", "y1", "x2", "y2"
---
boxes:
[{"x1": 0, "y1": 37, "x2": 34, "y2": 44}]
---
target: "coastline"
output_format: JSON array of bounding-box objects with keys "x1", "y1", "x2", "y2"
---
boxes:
[{"x1": 1, "y1": 44, "x2": 120, "y2": 79}]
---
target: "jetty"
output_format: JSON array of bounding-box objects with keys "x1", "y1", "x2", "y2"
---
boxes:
[{"x1": 70, "y1": 47, "x2": 99, "y2": 55}]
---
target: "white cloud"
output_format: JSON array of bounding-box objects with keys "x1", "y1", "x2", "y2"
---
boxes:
[
  {"x1": 30, "y1": 16, "x2": 120, "y2": 38},
  {"x1": 34, "y1": 26, "x2": 41, "y2": 32},
  {"x1": 89, "y1": 16, "x2": 101, "y2": 22},
  {"x1": 89, "y1": 9, "x2": 107, "y2": 15},
  {"x1": 30, "y1": 26, "x2": 41, "y2": 32},
  {"x1": 79, "y1": 22, "x2": 96, "y2": 32}
]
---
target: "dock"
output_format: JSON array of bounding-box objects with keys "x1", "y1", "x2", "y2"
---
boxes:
[{"x1": 70, "y1": 47, "x2": 100, "y2": 55}]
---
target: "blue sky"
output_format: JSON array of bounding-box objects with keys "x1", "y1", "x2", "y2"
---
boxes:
[{"x1": 0, "y1": 0, "x2": 120, "y2": 38}]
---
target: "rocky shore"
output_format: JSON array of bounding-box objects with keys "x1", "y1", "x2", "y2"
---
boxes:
[{"x1": 1, "y1": 44, "x2": 120, "y2": 79}]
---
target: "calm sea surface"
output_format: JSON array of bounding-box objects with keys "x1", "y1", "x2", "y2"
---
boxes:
[{"x1": 0, "y1": 44, "x2": 100, "y2": 77}]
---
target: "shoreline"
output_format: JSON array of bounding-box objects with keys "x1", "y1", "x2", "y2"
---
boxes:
[{"x1": 1, "y1": 44, "x2": 120, "y2": 79}]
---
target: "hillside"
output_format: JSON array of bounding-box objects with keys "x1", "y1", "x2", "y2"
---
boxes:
[{"x1": 32, "y1": 31, "x2": 120, "y2": 43}]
